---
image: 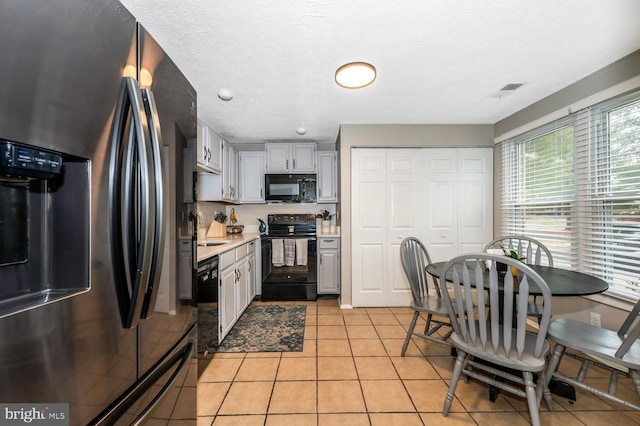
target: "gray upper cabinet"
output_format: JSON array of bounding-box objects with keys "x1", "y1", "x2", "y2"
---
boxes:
[
  {"x1": 196, "y1": 120, "x2": 222, "y2": 173},
  {"x1": 239, "y1": 151, "x2": 265, "y2": 203},
  {"x1": 265, "y1": 143, "x2": 316, "y2": 173},
  {"x1": 317, "y1": 151, "x2": 337, "y2": 202}
]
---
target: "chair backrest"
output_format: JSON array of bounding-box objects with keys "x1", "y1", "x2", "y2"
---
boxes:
[
  {"x1": 400, "y1": 237, "x2": 441, "y2": 305},
  {"x1": 483, "y1": 235, "x2": 554, "y2": 267},
  {"x1": 616, "y1": 297, "x2": 640, "y2": 358},
  {"x1": 439, "y1": 253, "x2": 553, "y2": 360}
]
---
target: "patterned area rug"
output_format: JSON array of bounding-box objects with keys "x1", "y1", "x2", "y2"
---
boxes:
[{"x1": 198, "y1": 305, "x2": 306, "y2": 353}]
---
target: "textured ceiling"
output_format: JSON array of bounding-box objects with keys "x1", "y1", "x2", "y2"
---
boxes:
[{"x1": 119, "y1": 0, "x2": 640, "y2": 144}]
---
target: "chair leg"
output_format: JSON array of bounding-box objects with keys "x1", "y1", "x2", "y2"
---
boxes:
[
  {"x1": 545, "y1": 343, "x2": 566, "y2": 388},
  {"x1": 523, "y1": 371, "x2": 541, "y2": 426},
  {"x1": 609, "y1": 370, "x2": 619, "y2": 395},
  {"x1": 424, "y1": 313, "x2": 433, "y2": 334},
  {"x1": 630, "y1": 369, "x2": 640, "y2": 401},
  {"x1": 443, "y1": 350, "x2": 466, "y2": 416},
  {"x1": 401, "y1": 311, "x2": 419, "y2": 356},
  {"x1": 538, "y1": 370, "x2": 553, "y2": 411}
]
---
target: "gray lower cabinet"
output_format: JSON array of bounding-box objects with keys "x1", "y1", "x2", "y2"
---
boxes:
[
  {"x1": 218, "y1": 239, "x2": 258, "y2": 344},
  {"x1": 219, "y1": 249, "x2": 237, "y2": 343},
  {"x1": 318, "y1": 237, "x2": 340, "y2": 294}
]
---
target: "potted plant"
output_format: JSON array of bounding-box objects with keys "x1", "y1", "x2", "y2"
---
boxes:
[{"x1": 507, "y1": 250, "x2": 526, "y2": 276}]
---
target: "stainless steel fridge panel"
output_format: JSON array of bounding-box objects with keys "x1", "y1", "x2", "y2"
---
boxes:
[
  {"x1": 0, "y1": 2, "x2": 197, "y2": 424},
  {"x1": 0, "y1": 1, "x2": 140, "y2": 424},
  {"x1": 0, "y1": 0, "x2": 137, "y2": 160}
]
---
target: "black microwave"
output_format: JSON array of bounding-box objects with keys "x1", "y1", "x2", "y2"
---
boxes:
[{"x1": 265, "y1": 173, "x2": 316, "y2": 202}]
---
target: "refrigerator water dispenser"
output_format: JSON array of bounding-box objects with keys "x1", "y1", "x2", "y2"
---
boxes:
[{"x1": 0, "y1": 140, "x2": 90, "y2": 318}]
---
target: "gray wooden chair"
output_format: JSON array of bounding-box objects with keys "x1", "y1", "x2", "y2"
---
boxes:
[
  {"x1": 483, "y1": 235, "x2": 554, "y2": 267},
  {"x1": 483, "y1": 235, "x2": 554, "y2": 319},
  {"x1": 400, "y1": 237, "x2": 452, "y2": 356},
  {"x1": 438, "y1": 253, "x2": 554, "y2": 426},
  {"x1": 544, "y1": 298, "x2": 640, "y2": 411}
]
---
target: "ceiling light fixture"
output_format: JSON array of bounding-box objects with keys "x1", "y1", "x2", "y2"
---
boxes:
[
  {"x1": 217, "y1": 88, "x2": 233, "y2": 101},
  {"x1": 296, "y1": 127, "x2": 307, "y2": 135},
  {"x1": 335, "y1": 62, "x2": 376, "y2": 89}
]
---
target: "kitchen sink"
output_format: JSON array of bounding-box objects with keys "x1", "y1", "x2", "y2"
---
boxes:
[{"x1": 197, "y1": 240, "x2": 230, "y2": 247}]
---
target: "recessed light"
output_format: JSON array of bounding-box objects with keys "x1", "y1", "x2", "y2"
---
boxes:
[
  {"x1": 218, "y1": 88, "x2": 233, "y2": 101},
  {"x1": 335, "y1": 62, "x2": 376, "y2": 89}
]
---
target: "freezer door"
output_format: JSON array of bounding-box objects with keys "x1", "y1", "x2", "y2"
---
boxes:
[
  {"x1": 0, "y1": 0, "x2": 141, "y2": 423},
  {"x1": 91, "y1": 325, "x2": 197, "y2": 425}
]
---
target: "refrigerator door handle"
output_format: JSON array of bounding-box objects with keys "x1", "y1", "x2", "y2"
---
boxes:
[
  {"x1": 109, "y1": 76, "x2": 155, "y2": 329},
  {"x1": 140, "y1": 88, "x2": 165, "y2": 319}
]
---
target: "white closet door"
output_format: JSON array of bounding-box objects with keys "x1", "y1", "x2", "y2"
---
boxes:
[
  {"x1": 458, "y1": 148, "x2": 493, "y2": 253},
  {"x1": 351, "y1": 149, "x2": 388, "y2": 307},
  {"x1": 351, "y1": 147, "x2": 493, "y2": 307},
  {"x1": 351, "y1": 148, "x2": 422, "y2": 307},
  {"x1": 386, "y1": 149, "x2": 424, "y2": 305},
  {"x1": 424, "y1": 149, "x2": 458, "y2": 262}
]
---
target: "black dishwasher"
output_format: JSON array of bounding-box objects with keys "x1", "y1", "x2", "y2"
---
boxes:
[{"x1": 197, "y1": 256, "x2": 218, "y2": 303}]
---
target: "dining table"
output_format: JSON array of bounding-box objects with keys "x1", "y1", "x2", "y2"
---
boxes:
[
  {"x1": 426, "y1": 262, "x2": 609, "y2": 298},
  {"x1": 426, "y1": 260, "x2": 610, "y2": 402}
]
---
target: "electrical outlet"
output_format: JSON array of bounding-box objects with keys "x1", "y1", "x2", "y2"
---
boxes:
[{"x1": 590, "y1": 312, "x2": 601, "y2": 328}]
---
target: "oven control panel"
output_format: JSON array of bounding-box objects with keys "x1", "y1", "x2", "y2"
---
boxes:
[{"x1": 268, "y1": 214, "x2": 316, "y2": 225}]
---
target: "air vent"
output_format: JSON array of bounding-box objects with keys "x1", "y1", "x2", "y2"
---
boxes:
[
  {"x1": 500, "y1": 83, "x2": 524, "y2": 91},
  {"x1": 491, "y1": 82, "x2": 528, "y2": 99}
]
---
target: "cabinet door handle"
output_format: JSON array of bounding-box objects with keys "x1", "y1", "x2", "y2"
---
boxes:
[
  {"x1": 293, "y1": 159, "x2": 296, "y2": 169},
  {"x1": 286, "y1": 159, "x2": 289, "y2": 170}
]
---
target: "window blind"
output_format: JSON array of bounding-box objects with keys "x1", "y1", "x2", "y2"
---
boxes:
[
  {"x1": 498, "y1": 118, "x2": 576, "y2": 268},
  {"x1": 498, "y1": 91, "x2": 640, "y2": 300},
  {"x1": 575, "y1": 95, "x2": 640, "y2": 299}
]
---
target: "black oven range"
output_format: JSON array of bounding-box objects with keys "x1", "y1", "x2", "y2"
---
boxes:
[{"x1": 260, "y1": 214, "x2": 317, "y2": 301}]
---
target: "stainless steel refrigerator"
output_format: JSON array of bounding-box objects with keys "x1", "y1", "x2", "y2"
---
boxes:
[{"x1": 0, "y1": 0, "x2": 197, "y2": 424}]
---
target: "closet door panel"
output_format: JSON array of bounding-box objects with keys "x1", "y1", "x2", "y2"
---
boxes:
[
  {"x1": 351, "y1": 149, "x2": 388, "y2": 306},
  {"x1": 458, "y1": 148, "x2": 493, "y2": 252}
]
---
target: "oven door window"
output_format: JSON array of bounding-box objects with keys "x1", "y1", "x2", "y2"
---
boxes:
[
  {"x1": 0, "y1": 182, "x2": 28, "y2": 266},
  {"x1": 263, "y1": 238, "x2": 317, "y2": 284}
]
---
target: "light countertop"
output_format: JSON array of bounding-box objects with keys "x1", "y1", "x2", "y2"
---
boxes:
[
  {"x1": 196, "y1": 227, "x2": 340, "y2": 264},
  {"x1": 196, "y1": 232, "x2": 262, "y2": 263}
]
